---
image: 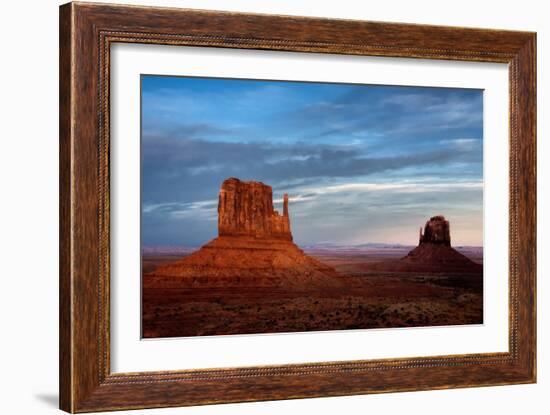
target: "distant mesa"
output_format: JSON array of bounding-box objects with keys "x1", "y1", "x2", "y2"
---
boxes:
[
  {"x1": 364, "y1": 215, "x2": 482, "y2": 274},
  {"x1": 145, "y1": 178, "x2": 341, "y2": 288}
]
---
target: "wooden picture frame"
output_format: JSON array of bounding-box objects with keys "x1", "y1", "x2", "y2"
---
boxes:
[{"x1": 59, "y1": 2, "x2": 536, "y2": 412}]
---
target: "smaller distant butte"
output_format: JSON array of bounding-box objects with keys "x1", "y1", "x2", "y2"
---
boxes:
[{"x1": 363, "y1": 215, "x2": 482, "y2": 274}]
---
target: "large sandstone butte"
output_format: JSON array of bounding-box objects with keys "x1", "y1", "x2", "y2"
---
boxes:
[
  {"x1": 218, "y1": 178, "x2": 292, "y2": 240},
  {"x1": 145, "y1": 178, "x2": 340, "y2": 288},
  {"x1": 365, "y1": 215, "x2": 482, "y2": 274}
]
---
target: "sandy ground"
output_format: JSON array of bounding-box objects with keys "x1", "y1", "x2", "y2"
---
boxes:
[{"x1": 142, "y1": 249, "x2": 483, "y2": 338}]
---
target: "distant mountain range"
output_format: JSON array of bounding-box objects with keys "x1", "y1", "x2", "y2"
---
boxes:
[
  {"x1": 301, "y1": 242, "x2": 412, "y2": 250},
  {"x1": 141, "y1": 245, "x2": 198, "y2": 255},
  {"x1": 142, "y1": 242, "x2": 482, "y2": 255}
]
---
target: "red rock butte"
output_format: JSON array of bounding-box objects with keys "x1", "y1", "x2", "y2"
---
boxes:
[
  {"x1": 364, "y1": 215, "x2": 482, "y2": 274},
  {"x1": 145, "y1": 178, "x2": 341, "y2": 288}
]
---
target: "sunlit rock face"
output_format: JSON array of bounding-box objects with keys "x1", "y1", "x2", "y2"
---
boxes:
[{"x1": 218, "y1": 178, "x2": 291, "y2": 241}]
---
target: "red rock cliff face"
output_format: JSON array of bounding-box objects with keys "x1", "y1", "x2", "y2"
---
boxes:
[
  {"x1": 218, "y1": 178, "x2": 292, "y2": 240},
  {"x1": 419, "y1": 215, "x2": 451, "y2": 246}
]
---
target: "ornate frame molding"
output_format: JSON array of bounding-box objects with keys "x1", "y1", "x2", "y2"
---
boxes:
[{"x1": 60, "y1": 2, "x2": 536, "y2": 412}]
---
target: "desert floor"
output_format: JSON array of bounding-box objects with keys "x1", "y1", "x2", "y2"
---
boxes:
[{"x1": 141, "y1": 248, "x2": 483, "y2": 338}]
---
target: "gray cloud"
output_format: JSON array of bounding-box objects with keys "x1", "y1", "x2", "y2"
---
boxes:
[{"x1": 142, "y1": 135, "x2": 481, "y2": 203}]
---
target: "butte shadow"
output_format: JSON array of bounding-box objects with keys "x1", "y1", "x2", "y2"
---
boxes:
[{"x1": 143, "y1": 178, "x2": 342, "y2": 289}]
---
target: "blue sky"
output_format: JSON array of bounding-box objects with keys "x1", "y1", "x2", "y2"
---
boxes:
[{"x1": 141, "y1": 75, "x2": 483, "y2": 247}]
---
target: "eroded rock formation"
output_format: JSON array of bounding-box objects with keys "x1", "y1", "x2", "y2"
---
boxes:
[
  {"x1": 145, "y1": 178, "x2": 340, "y2": 288},
  {"x1": 218, "y1": 178, "x2": 291, "y2": 240},
  {"x1": 364, "y1": 215, "x2": 481, "y2": 274}
]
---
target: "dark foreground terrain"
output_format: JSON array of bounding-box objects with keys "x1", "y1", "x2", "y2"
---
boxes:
[{"x1": 142, "y1": 247, "x2": 483, "y2": 338}]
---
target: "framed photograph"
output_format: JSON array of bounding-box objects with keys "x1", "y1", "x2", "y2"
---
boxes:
[{"x1": 59, "y1": 2, "x2": 536, "y2": 412}]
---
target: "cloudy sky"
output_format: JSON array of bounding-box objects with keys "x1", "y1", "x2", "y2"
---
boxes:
[{"x1": 141, "y1": 75, "x2": 483, "y2": 247}]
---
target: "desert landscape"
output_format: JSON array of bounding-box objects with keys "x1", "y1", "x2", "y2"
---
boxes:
[{"x1": 142, "y1": 178, "x2": 483, "y2": 338}]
